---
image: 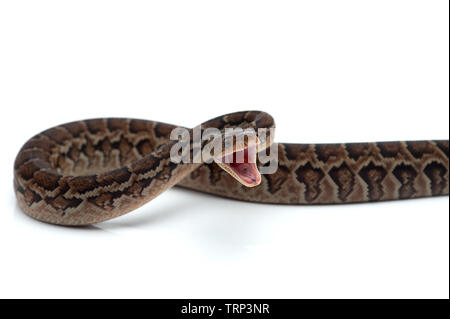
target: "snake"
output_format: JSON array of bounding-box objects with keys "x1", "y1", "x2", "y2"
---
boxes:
[{"x1": 14, "y1": 111, "x2": 449, "y2": 226}]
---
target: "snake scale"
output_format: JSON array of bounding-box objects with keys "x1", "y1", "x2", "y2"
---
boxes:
[{"x1": 14, "y1": 111, "x2": 449, "y2": 225}]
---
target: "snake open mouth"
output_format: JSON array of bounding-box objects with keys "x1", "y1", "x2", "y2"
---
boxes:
[{"x1": 218, "y1": 146, "x2": 261, "y2": 187}]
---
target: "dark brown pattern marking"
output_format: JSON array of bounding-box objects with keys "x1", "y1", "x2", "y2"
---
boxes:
[
  {"x1": 392, "y1": 164, "x2": 418, "y2": 199},
  {"x1": 359, "y1": 162, "x2": 387, "y2": 201},
  {"x1": 153, "y1": 123, "x2": 174, "y2": 138},
  {"x1": 24, "y1": 188, "x2": 42, "y2": 206},
  {"x1": 345, "y1": 143, "x2": 371, "y2": 161},
  {"x1": 97, "y1": 168, "x2": 132, "y2": 187},
  {"x1": 295, "y1": 163, "x2": 325, "y2": 202},
  {"x1": 17, "y1": 161, "x2": 42, "y2": 180},
  {"x1": 130, "y1": 155, "x2": 161, "y2": 175},
  {"x1": 136, "y1": 139, "x2": 154, "y2": 157},
  {"x1": 64, "y1": 121, "x2": 86, "y2": 137},
  {"x1": 208, "y1": 163, "x2": 224, "y2": 186},
  {"x1": 435, "y1": 141, "x2": 449, "y2": 157},
  {"x1": 315, "y1": 144, "x2": 343, "y2": 163},
  {"x1": 129, "y1": 119, "x2": 153, "y2": 134},
  {"x1": 68, "y1": 175, "x2": 98, "y2": 194},
  {"x1": 283, "y1": 143, "x2": 309, "y2": 161},
  {"x1": 48, "y1": 196, "x2": 83, "y2": 214},
  {"x1": 265, "y1": 165, "x2": 290, "y2": 194},
  {"x1": 107, "y1": 118, "x2": 128, "y2": 132},
  {"x1": 85, "y1": 119, "x2": 106, "y2": 135},
  {"x1": 33, "y1": 169, "x2": 60, "y2": 191},
  {"x1": 424, "y1": 162, "x2": 448, "y2": 196},
  {"x1": 406, "y1": 141, "x2": 435, "y2": 159},
  {"x1": 329, "y1": 163, "x2": 355, "y2": 201},
  {"x1": 377, "y1": 142, "x2": 402, "y2": 158}
]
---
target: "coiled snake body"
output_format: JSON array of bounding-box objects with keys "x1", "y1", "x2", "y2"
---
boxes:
[{"x1": 14, "y1": 111, "x2": 449, "y2": 225}]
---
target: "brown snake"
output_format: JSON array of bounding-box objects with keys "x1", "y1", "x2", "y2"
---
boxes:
[{"x1": 14, "y1": 111, "x2": 449, "y2": 226}]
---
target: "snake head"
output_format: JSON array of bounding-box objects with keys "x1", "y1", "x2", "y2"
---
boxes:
[{"x1": 215, "y1": 132, "x2": 262, "y2": 187}]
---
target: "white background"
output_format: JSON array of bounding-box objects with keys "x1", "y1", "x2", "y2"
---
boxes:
[{"x1": 0, "y1": 0, "x2": 448, "y2": 298}]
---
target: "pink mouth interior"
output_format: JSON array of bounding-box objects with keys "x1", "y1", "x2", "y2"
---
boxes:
[{"x1": 222, "y1": 147, "x2": 261, "y2": 185}]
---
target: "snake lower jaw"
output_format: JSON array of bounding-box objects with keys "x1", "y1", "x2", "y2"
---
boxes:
[
  {"x1": 216, "y1": 145, "x2": 262, "y2": 187},
  {"x1": 217, "y1": 161, "x2": 261, "y2": 187}
]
